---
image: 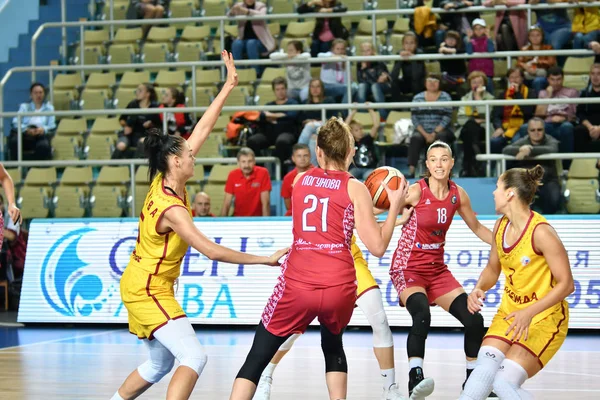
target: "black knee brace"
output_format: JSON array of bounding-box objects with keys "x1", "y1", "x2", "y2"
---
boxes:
[
  {"x1": 236, "y1": 322, "x2": 289, "y2": 384},
  {"x1": 449, "y1": 293, "x2": 485, "y2": 358},
  {"x1": 405, "y1": 292, "x2": 431, "y2": 359},
  {"x1": 320, "y1": 325, "x2": 348, "y2": 373}
]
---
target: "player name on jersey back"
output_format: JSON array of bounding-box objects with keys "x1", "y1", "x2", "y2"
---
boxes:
[{"x1": 300, "y1": 175, "x2": 343, "y2": 190}]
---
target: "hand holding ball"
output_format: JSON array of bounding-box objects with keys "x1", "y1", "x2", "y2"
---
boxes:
[{"x1": 364, "y1": 167, "x2": 406, "y2": 209}]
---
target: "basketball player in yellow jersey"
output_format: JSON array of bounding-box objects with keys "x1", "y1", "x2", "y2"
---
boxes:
[
  {"x1": 254, "y1": 209, "x2": 414, "y2": 400},
  {"x1": 112, "y1": 51, "x2": 288, "y2": 400},
  {"x1": 460, "y1": 165, "x2": 574, "y2": 400}
]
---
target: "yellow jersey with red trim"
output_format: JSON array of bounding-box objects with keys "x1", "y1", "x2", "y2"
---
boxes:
[
  {"x1": 129, "y1": 172, "x2": 192, "y2": 282},
  {"x1": 495, "y1": 211, "x2": 566, "y2": 324}
]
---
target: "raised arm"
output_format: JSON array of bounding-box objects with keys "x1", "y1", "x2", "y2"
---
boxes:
[
  {"x1": 163, "y1": 206, "x2": 286, "y2": 265},
  {"x1": 457, "y1": 186, "x2": 493, "y2": 244},
  {"x1": 349, "y1": 178, "x2": 408, "y2": 257},
  {"x1": 0, "y1": 164, "x2": 21, "y2": 224},
  {"x1": 187, "y1": 51, "x2": 239, "y2": 157}
]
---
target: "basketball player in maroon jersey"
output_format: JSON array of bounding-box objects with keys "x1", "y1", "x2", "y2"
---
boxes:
[
  {"x1": 229, "y1": 117, "x2": 410, "y2": 400},
  {"x1": 389, "y1": 141, "x2": 494, "y2": 400}
]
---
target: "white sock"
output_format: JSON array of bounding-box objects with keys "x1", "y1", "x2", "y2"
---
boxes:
[
  {"x1": 262, "y1": 362, "x2": 277, "y2": 378},
  {"x1": 466, "y1": 360, "x2": 477, "y2": 370},
  {"x1": 381, "y1": 368, "x2": 396, "y2": 390},
  {"x1": 409, "y1": 357, "x2": 424, "y2": 370},
  {"x1": 110, "y1": 392, "x2": 125, "y2": 400},
  {"x1": 492, "y1": 359, "x2": 533, "y2": 400},
  {"x1": 460, "y1": 346, "x2": 505, "y2": 400}
]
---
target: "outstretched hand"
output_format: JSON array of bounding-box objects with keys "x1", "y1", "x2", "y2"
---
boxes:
[
  {"x1": 266, "y1": 247, "x2": 290, "y2": 266},
  {"x1": 222, "y1": 50, "x2": 238, "y2": 88}
]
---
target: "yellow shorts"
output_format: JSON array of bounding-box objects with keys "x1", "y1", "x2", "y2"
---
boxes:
[
  {"x1": 485, "y1": 301, "x2": 569, "y2": 368},
  {"x1": 120, "y1": 265, "x2": 186, "y2": 340},
  {"x1": 351, "y1": 240, "x2": 378, "y2": 298}
]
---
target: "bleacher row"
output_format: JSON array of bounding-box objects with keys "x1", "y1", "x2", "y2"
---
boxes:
[{"x1": 1, "y1": 163, "x2": 239, "y2": 219}]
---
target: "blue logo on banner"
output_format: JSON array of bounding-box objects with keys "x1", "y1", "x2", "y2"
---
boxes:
[{"x1": 40, "y1": 227, "x2": 107, "y2": 317}]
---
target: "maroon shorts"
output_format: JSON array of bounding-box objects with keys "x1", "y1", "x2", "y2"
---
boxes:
[
  {"x1": 390, "y1": 264, "x2": 462, "y2": 306},
  {"x1": 261, "y1": 277, "x2": 357, "y2": 337}
]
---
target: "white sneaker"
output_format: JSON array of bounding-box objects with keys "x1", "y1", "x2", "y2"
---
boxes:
[
  {"x1": 382, "y1": 383, "x2": 408, "y2": 400},
  {"x1": 253, "y1": 375, "x2": 272, "y2": 400},
  {"x1": 409, "y1": 377, "x2": 435, "y2": 400}
]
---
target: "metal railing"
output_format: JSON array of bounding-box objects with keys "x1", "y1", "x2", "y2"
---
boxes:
[
  {"x1": 1, "y1": 156, "x2": 280, "y2": 217},
  {"x1": 33, "y1": 1, "x2": 600, "y2": 81},
  {"x1": 476, "y1": 153, "x2": 600, "y2": 175},
  {"x1": 3, "y1": 97, "x2": 600, "y2": 175}
]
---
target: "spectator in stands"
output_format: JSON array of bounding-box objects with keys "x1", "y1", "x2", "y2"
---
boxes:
[
  {"x1": 466, "y1": 18, "x2": 495, "y2": 90},
  {"x1": 10, "y1": 82, "x2": 54, "y2": 161},
  {"x1": 298, "y1": 78, "x2": 337, "y2": 165},
  {"x1": 114, "y1": 83, "x2": 161, "y2": 159},
  {"x1": 529, "y1": 0, "x2": 572, "y2": 56},
  {"x1": 435, "y1": 0, "x2": 482, "y2": 47},
  {"x1": 390, "y1": 32, "x2": 426, "y2": 101},
  {"x1": 575, "y1": 63, "x2": 600, "y2": 153},
  {"x1": 281, "y1": 144, "x2": 314, "y2": 216},
  {"x1": 228, "y1": 0, "x2": 276, "y2": 75},
  {"x1": 438, "y1": 30, "x2": 468, "y2": 98},
  {"x1": 483, "y1": 0, "x2": 528, "y2": 51},
  {"x1": 457, "y1": 71, "x2": 495, "y2": 177},
  {"x1": 345, "y1": 105, "x2": 380, "y2": 180},
  {"x1": 317, "y1": 38, "x2": 355, "y2": 105},
  {"x1": 297, "y1": 0, "x2": 349, "y2": 57},
  {"x1": 572, "y1": 5, "x2": 600, "y2": 51},
  {"x1": 407, "y1": 73, "x2": 454, "y2": 178},
  {"x1": 269, "y1": 40, "x2": 311, "y2": 102},
  {"x1": 502, "y1": 117, "x2": 561, "y2": 214},
  {"x1": 356, "y1": 42, "x2": 391, "y2": 119},
  {"x1": 517, "y1": 26, "x2": 556, "y2": 93},
  {"x1": 192, "y1": 192, "x2": 214, "y2": 217},
  {"x1": 126, "y1": 0, "x2": 165, "y2": 36},
  {"x1": 491, "y1": 67, "x2": 537, "y2": 153},
  {"x1": 221, "y1": 147, "x2": 272, "y2": 217},
  {"x1": 249, "y1": 77, "x2": 299, "y2": 164},
  {"x1": 535, "y1": 66, "x2": 578, "y2": 166},
  {"x1": 158, "y1": 88, "x2": 193, "y2": 139}
]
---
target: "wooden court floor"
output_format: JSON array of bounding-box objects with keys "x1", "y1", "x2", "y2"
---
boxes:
[{"x1": 0, "y1": 327, "x2": 597, "y2": 399}]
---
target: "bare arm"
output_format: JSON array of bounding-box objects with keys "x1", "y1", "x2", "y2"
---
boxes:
[
  {"x1": 369, "y1": 108, "x2": 380, "y2": 138},
  {"x1": 475, "y1": 219, "x2": 502, "y2": 292},
  {"x1": 163, "y1": 206, "x2": 285, "y2": 265},
  {"x1": 457, "y1": 186, "x2": 493, "y2": 244},
  {"x1": 284, "y1": 197, "x2": 292, "y2": 212},
  {"x1": 221, "y1": 193, "x2": 233, "y2": 216},
  {"x1": 187, "y1": 51, "x2": 239, "y2": 157},
  {"x1": 0, "y1": 164, "x2": 21, "y2": 224},
  {"x1": 349, "y1": 179, "x2": 407, "y2": 257},
  {"x1": 525, "y1": 224, "x2": 575, "y2": 316},
  {"x1": 261, "y1": 191, "x2": 270, "y2": 216}
]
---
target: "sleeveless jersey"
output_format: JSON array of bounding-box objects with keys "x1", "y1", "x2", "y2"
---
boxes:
[
  {"x1": 284, "y1": 168, "x2": 356, "y2": 288},
  {"x1": 391, "y1": 179, "x2": 461, "y2": 273},
  {"x1": 495, "y1": 212, "x2": 565, "y2": 324},
  {"x1": 128, "y1": 172, "x2": 192, "y2": 282}
]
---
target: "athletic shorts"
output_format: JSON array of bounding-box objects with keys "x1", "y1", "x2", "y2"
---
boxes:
[
  {"x1": 390, "y1": 264, "x2": 462, "y2": 306},
  {"x1": 120, "y1": 265, "x2": 186, "y2": 340},
  {"x1": 261, "y1": 278, "x2": 357, "y2": 337},
  {"x1": 485, "y1": 301, "x2": 569, "y2": 368},
  {"x1": 352, "y1": 240, "x2": 378, "y2": 298}
]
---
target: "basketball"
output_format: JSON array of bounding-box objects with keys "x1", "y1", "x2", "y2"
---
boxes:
[{"x1": 364, "y1": 166, "x2": 405, "y2": 209}]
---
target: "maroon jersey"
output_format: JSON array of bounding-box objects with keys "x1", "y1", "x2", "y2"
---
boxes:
[
  {"x1": 391, "y1": 179, "x2": 461, "y2": 274},
  {"x1": 283, "y1": 168, "x2": 356, "y2": 288}
]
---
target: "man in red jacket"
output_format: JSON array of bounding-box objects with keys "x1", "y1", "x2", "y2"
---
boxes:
[{"x1": 280, "y1": 144, "x2": 313, "y2": 216}]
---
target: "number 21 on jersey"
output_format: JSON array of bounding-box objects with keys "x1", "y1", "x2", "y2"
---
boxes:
[
  {"x1": 302, "y1": 194, "x2": 329, "y2": 232},
  {"x1": 437, "y1": 208, "x2": 447, "y2": 224}
]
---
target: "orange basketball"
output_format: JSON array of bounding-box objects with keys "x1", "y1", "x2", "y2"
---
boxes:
[{"x1": 364, "y1": 166, "x2": 405, "y2": 209}]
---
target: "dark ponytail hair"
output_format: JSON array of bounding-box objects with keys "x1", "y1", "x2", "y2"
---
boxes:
[
  {"x1": 144, "y1": 128, "x2": 186, "y2": 181},
  {"x1": 502, "y1": 164, "x2": 544, "y2": 205}
]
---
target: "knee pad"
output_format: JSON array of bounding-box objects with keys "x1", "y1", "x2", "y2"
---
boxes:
[
  {"x1": 406, "y1": 292, "x2": 431, "y2": 339},
  {"x1": 370, "y1": 309, "x2": 394, "y2": 348},
  {"x1": 137, "y1": 353, "x2": 176, "y2": 384},
  {"x1": 177, "y1": 335, "x2": 208, "y2": 376},
  {"x1": 449, "y1": 293, "x2": 485, "y2": 357},
  {"x1": 461, "y1": 346, "x2": 505, "y2": 400},
  {"x1": 492, "y1": 359, "x2": 532, "y2": 400},
  {"x1": 321, "y1": 326, "x2": 347, "y2": 373}
]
